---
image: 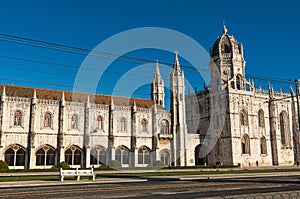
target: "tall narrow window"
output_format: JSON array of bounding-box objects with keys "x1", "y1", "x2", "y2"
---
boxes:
[
  {"x1": 236, "y1": 75, "x2": 243, "y2": 90},
  {"x1": 241, "y1": 134, "x2": 250, "y2": 154},
  {"x1": 260, "y1": 136, "x2": 267, "y2": 155},
  {"x1": 46, "y1": 148, "x2": 55, "y2": 165},
  {"x1": 160, "y1": 150, "x2": 170, "y2": 166},
  {"x1": 138, "y1": 146, "x2": 151, "y2": 165},
  {"x1": 14, "y1": 111, "x2": 22, "y2": 126},
  {"x1": 258, "y1": 109, "x2": 265, "y2": 128},
  {"x1": 71, "y1": 114, "x2": 78, "y2": 129},
  {"x1": 280, "y1": 111, "x2": 290, "y2": 145},
  {"x1": 97, "y1": 116, "x2": 103, "y2": 130},
  {"x1": 240, "y1": 110, "x2": 248, "y2": 126},
  {"x1": 119, "y1": 117, "x2": 126, "y2": 132},
  {"x1": 115, "y1": 146, "x2": 129, "y2": 165},
  {"x1": 4, "y1": 148, "x2": 15, "y2": 166},
  {"x1": 90, "y1": 146, "x2": 107, "y2": 166},
  {"x1": 36, "y1": 146, "x2": 55, "y2": 166},
  {"x1": 160, "y1": 119, "x2": 169, "y2": 134},
  {"x1": 141, "y1": 119, "x2": 147, "y2": 132},
  {"x1": 44, "y1": 113, "x2": 52, "y2": 128},
  {"x1": 36, "y1": 148, "x2": 45, "y2": 166},
  {"x1": 65, "y1": 146, "x2": 82, "y2": 166}
]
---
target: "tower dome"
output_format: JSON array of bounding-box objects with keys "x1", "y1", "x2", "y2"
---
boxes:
[
  {"x1": 209, "y1": 25, "x2": 246, "y2": 91},
  {"x1": 210, "y1": 25, "x2": 242, "y2": 58}
]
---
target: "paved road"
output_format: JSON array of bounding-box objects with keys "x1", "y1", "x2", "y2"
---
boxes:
[{"x1": 1, "y1": 175, "x2": 300, "y2": 199}]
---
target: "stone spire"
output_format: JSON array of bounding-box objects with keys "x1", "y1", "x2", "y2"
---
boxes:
[
  {"x1": 170, "y1": 50, "x2": 188, "y2": 166},
  {"x1": 173, "y1": 51, "x2": 180, "y2": 72},
  {"x1": 153, "y1": 60, "x2": 161, "y2": 80},
  {"x1": 151, "y1": 60, "x2": 165, "y2": 108}
]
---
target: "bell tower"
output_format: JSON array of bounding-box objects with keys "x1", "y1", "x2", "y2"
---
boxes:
[
  {"x1": 151, "y1": 61, "x2": 165, "y2": 108},
  {"x1": 170, "y1": 51, "x2": 188, "y2": 166},
  {"x1": 209, "y1": 25, "x2": 246, "y2": 91}
]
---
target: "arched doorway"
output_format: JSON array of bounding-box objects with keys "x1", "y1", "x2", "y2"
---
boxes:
[{"x1": 194, "y1": 144, "x2": 207, "y2": 165}]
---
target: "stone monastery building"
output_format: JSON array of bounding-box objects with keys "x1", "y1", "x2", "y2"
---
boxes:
[{"x1": 0, "y1": 26, "x2": 299, "y2": 169}]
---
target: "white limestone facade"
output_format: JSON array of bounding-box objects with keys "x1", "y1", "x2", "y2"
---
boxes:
[
  {"x1": 0, "y1": 26, "x2": 299, "y2": 169},
  {"x1": 185, "y1": 26, "x2": 299, "y2": 167}
]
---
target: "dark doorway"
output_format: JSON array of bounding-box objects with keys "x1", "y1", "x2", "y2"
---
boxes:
[{"x1": 195, "y1": 144, "x2": 206, "y2": 165}]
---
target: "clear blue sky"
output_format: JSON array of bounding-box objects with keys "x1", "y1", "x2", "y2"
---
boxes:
[{"x1": 0, "y1": 0, "x2": 299, "y2": 108}]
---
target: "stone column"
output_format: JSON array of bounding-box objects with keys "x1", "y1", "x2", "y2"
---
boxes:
[
  {"x1": 268, "y1": 86, "x2": 278, "y2": 165},
  {"x1": 28, "y1": 90, "x2": 37, "y2": 169},
  {"x1": 84, "y1": 95, "x2": 91, "y2": 168},
  {"x1": 130, "y1": 101, "x2": 137, "y2": 167},
  {"x1": 57, "y1": 92, "x2": 65, "y2": 165},
  {"x1": 0, "y1": 86, "x2": 6, "y2": 159},
  {"x1": 152, "y1": 104, "x2": 158, "y2": 165},
  {"x1": 108, "y1": 99, "x2": 115, "y2": 162}
]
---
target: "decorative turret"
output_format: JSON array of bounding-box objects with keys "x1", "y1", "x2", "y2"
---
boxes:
[
  {"x1": 61, "y1": 92, "x2": 66, "y2": 107},
  {"x1": 110, "y1": 97, "x2": 114, "y2": 111},
  {"x1": 173, "y1": 51, "x2": 181, "y2": 72},
  {"x1": 86, "y1": 95, "x2": 90, "y2": 109},
  {"x1": 170, "y1": 51, "x2": 188, "y2": 166},
  {"x1": 1, "y1": 86, "x2": 6, "y2": 102},
  {"x1": 209, "y1": 25, "x2": 246, "y2": 91},
  {"x1": 133, "y1": 100, "x2": 137, "y2": 113},
  {"x1": 32, "y1": 89, "x2": 37, "y2": 104},
  {"x1": 151, "y1": 60, "x2": 165, "y2": 108}
]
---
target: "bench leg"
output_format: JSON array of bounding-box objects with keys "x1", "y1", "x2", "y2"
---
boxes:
[
  {"x1": 92, "y1": 175, "x2": 95, "y2": 181},
  {"x1": 60, "y1": 176, "x2": 64, "y2": 182},
  {"x1": 77, "y1": 176, "x2": 80, "y2": 181}
]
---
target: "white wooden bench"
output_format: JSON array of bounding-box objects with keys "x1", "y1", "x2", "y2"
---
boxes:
[{"x1": 59, "y1": 168, "x2": 95, "y2": 182}]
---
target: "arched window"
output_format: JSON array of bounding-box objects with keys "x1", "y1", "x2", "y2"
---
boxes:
[
  {"x1": 258, "y1": 109, "x2": 265, "y2": 128},
  {"x1": 96, "y1": 116, "x2": 103, "y2": 130},
  {"x1": 240, "y1": 110, "x2": 248, "y2": 126},
  {"x1": 138, "y1": 146, "x2": 151, "y2": 165},
  {"x1": 260, "y1": 136, "x2": 267, "y2": 155},
  {"x1": 119, "y1": 117, "x2": 126, "y2": 132},
  {"x1": 36, "y1": 146, "x2": 55, "y2": 166},
  {"x1": 280, "y1": 111, "x2": 290, "y2": 145},
  {"x1": 65, "y1": 146, "x2": 82, "y2": 166},
  {"x1": 4, "y1": 148, "x2": 15, "y2": 166},
  {"x1": 160, "y1": 119, "x2": 169, "y2": 134},
  {"x1": 141, "y1": 119, "x2": 148, "y2": 132},
  {"x1": 236, "y1": 75, "x2": 243, "y2": 90},
  {"x1": 160, "y1": 150, "x2": 170, "y2": 166},
  {"x1": 14, "y1": 111, "x2": 22, "y2": 126},
  {"x1": 90, "y1": 146, "x2": 107, "y2": 166},
  {"x1": 115, "y1": 146, "x2": 129, "y2": 165},
  {"x1": 47, "y1": 148, "x2": 55, "y2": 165},
  {"x1": 4, "y1": 145, "x2": 26, "y2": 166},
  {"x1": 71, "y1": 114, "x2": 78, "y2": 129},
  {"x1": 241, "y1": 134, "x2": 250, "y2": 154},
  {"x1": 36, "y1": 149, "x2": 45, "y2": 166},
  {"x1": 44, "y1": 112, "x2": 52, "y2": 128}
]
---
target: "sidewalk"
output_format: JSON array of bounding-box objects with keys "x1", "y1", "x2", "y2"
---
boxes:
[
  {"x1": 0, "y1": 165, "x2": 297, "y2": 177},
  {"x1": 1, "y1": 167, "x2": 300, "y2": 189}
]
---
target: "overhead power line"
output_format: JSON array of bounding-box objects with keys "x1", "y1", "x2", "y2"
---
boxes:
[
  {"x1": 0, "y1": 32, "x2": 294, "y2": 88},
  {"x1": 0, "y1": 32, "x2": 209, "y2": 73}
]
